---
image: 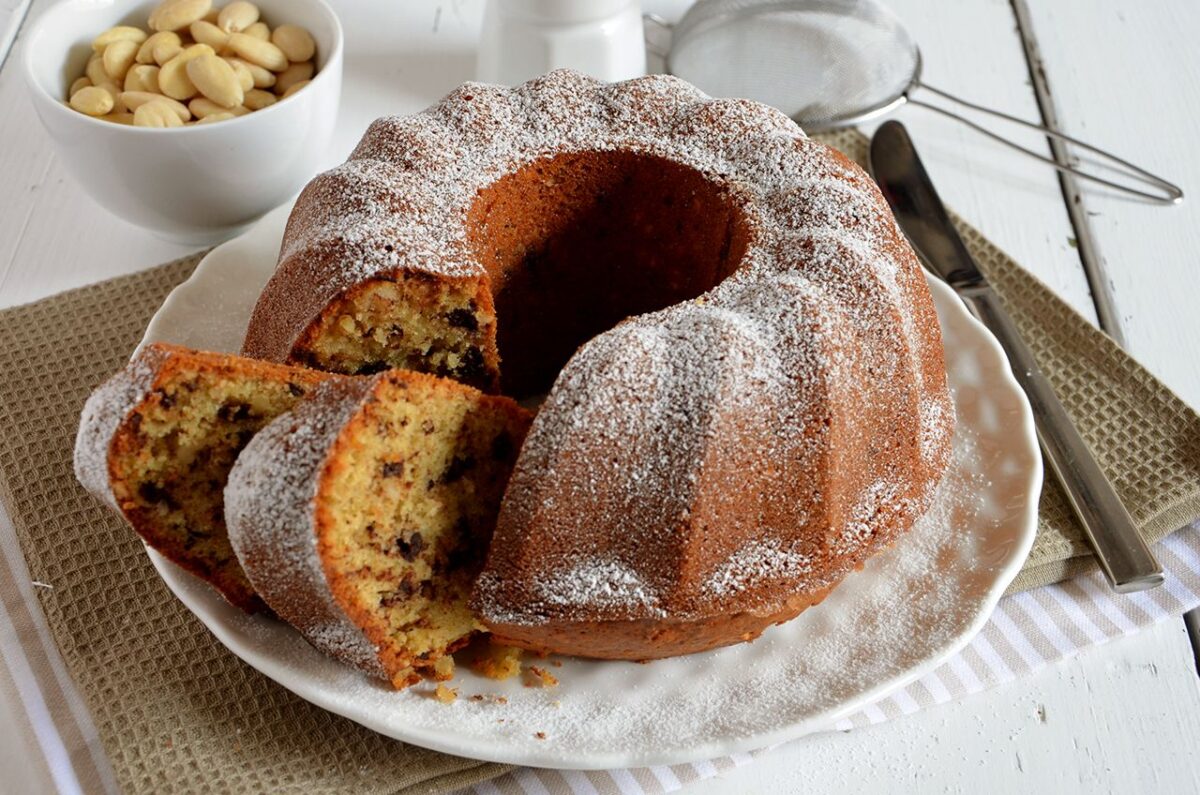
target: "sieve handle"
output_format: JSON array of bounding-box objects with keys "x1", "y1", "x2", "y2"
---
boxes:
[{"x1": 907, "y1": 81, "x2": 1183, "y2": 204}]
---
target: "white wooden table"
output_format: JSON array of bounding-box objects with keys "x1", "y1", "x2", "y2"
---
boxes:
[{"x1": 1, "y1": 1, "x2": 1198, "y2": 792}]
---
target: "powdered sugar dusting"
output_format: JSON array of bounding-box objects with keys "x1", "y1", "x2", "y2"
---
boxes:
[
  {"x1": 247, "y1": 69, "x2": 955, "y2": 639},
  {"x1": 538, "y1": 558, "x2": 666, "y2": 618},
  {"x1": 73, "y1": 345, "x2": 172, "y2": 510},
  {"x1": 704, "y1": 536, "x2": 814, "y2": 598},
  {"x1": 225, "y1": 377, "x2": 386, "y2": 678}
]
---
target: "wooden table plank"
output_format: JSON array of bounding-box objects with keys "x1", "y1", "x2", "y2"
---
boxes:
[
  {"x1": 866, "y1": 0, "x2": 1096, "y2": 322},
  {"x1": 689, "y1": 619, "x2": 1200, "y2": 794},
  {"x1": 1016, "y1": 0, "x2": 1200, "y2": 410},
  {"x1": 0, "y1": 0, "x2": 31, "y2": 70}
]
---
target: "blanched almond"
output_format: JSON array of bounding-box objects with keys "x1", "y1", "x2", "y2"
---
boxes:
[
  {"x1": 281, "y1": 79, "x2": 309, "y2": 99},
  {"x1": 100, "y1": 111, "x2": 136, "y2": 125},
  {"x1": 95, "y1": 79, "x2": 123, "y2": 104},
  {"x1": 241, "y1": 87, "x2": 276, "y2": 110},
  {"x1": 224, "y1": 56, "x2": 274, "y2": 88},
  {"x1": 243, "y1": 21, "x2": 270, "y2": 40},
  {"x1": 158, "y1": 43, "x2": 214, "y2": 99},
  {"x1": 121, "y1": 91, "x2": 190, "y2": 121},
  {"x1": 133, "y1": 99, "x2": 185, "y2": 127},
  {"x1": 227, "y1": 58, "x2": 253, "y2": 91},
  {"x1": 218, "y1": 1, "x2": 259, "y2": 33},
  {"x1": 228, "y1": 33, "x2": 287, "y2": 72},
  {"x1": 93, "y1": 26, "x2": 147, "y2": 53},
  {"x1": 274, "y1": 60, "x2": 313, "y2": 95},
  {"x1": 85, "y1": 54, "x2": 108, "y2": 87},
  {"x1": 186, "y1": 54, "x2": 243, "y2": 108},
  {"x1": 153, "y1": 38, "x2": 184, "y2": 66},
  {"x1": 195, "y1": 111, "x2": 236, "y2": 124},
  {"x1": 102, "y1": 39, "x2": 138, "y2": 80},
  {"x1": 123, "y1": 64, "x2": 160, "y2": 93},
  {"x1": 189, "y1": 20, "x2": 229, "y2": 51},
  {"x1": 189, "y1": 97, "x2": 250, "y2": 118},
  {"x1": 148, "y1": 0, "x2": 213, "y2": 33},
  {"x1": 69, "y1": 86, "x2": 114, "y2": 116},
  {"x1": 271, "y1": 24, "x2": 315, "y2": 62},
  {"x1": 69, "y1": 76, "x2": 92, "y2": 99},
  {"x1": 137, "y1": 31, "x2": 182, "y2": 65}
]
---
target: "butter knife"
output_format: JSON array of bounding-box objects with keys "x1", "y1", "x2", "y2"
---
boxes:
[{"x1": 868, "y1": 120, "x2": 1164, "y2": 593}]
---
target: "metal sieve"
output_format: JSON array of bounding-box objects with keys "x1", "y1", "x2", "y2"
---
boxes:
[{"x1": 649, "y1": 0, "x2": 1182, "y2": 204}]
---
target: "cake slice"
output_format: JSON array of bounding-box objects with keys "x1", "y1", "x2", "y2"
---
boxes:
[
  {"x1": 74, "y1": 343, "x2": 338, "y2": 612},
  {"x1": 224, "y1": 370, "x2": 532, "y2": 688}
]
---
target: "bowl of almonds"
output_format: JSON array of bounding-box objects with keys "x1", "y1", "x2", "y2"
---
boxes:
[{"x1": 22, "y1": 0, "x2": 343, "y2": 244}]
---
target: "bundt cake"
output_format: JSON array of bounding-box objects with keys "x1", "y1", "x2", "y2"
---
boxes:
[
  {"x1": 73, "y1": 344, "x2": 336, "y2": 612},
  {"x1": 242, "y1": 69, "x2": 954, "y2": 659},
  {"x1": 224, "y1": 370, "x2": 532, "y2": 688}
]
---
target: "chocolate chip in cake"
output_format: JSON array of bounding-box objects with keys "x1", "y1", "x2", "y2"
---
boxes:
[
  {"x1": 438, "y1": 518, "x2": 481, "y2": 573},
  {"x1": 356, "y1": 361, "x2": 390, "y2": 376},
  {"x1": 138, "y1": 482, "x2": 179, "y2": 510},
  {"x1": 491, "y1": 432, "x2": 514, "y2": 461},
  {"x1": 439, "y1": 456, "x2": 475, "y2": 484},
  {"x1": 446, "y1": 308, "x2": 479, "y2": 331},
  {"x1": 217, "y1": 401, "x2": 252, "y2": 422},
  {"x1": 456, "y1": 346, "x2": 486, "y2": 383},
  {"x1": 381, "y1": 460, "x2": 404, "y2": 478},
  {"x1": 286, "y1": 382, "x2": 306, "y2": 397},
  {"x1": 396, "y1": 532, "x2": 426, "y2": 562},
  {"x1": 379, "y1": 578, "x2": 417, "y2": 607},
  {"x1": 421, "y1": 419, "x2": 435, "y2": 434},
  {"x1": 154, "y1": 390, "x2": 175, "y2": 409}
]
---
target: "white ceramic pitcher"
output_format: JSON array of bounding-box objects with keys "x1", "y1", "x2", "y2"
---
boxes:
[{"x1": 476, "y1": 0, "x2": 646, "y2": 85}]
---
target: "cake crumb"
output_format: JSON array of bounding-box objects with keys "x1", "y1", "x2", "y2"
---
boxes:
[
  {"x1": 433, "y1": 684, "x2": 458, "y2": 703},
  {"x1": 464, "y1": 641, "x2": 523, "y2": 680},
  {"x1": 534, "y1": 731, "x2": 547, "y2": 740},
  {"x1": 525, "y1": 665, "x2": 559, "y2": 688},
  {"x1": 432, "y1": 655, "x2": 455, "y2": 681}
]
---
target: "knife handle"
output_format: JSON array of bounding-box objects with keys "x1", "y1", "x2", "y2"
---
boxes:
[{"x1": 959, "y1": 286, "x2": 1164, "y2": 593}]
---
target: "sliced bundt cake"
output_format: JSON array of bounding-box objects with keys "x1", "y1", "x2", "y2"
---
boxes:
[
  {"x1": 74, "y1": 344, "x2": 337, "y2": 612},
  {"x1": 224, "y1": 370, "x2": 532, "y2": 688},
  {"x1": 241, "y1": 70, "x2": 955, "y2": 659}
]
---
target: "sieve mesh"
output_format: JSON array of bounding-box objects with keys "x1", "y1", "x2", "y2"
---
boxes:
[{"x1": 667, "y1": 0, "x2": 920, "y2": 129}]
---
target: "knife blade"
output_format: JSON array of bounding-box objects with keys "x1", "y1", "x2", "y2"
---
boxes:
[{"x1": 868, "y1": 120, "x2": 1164, "y2": 594}]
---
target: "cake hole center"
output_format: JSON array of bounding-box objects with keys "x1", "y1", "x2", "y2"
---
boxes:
[{"x1": 468, "y1": 150, "x2": 751, "y2": 397}]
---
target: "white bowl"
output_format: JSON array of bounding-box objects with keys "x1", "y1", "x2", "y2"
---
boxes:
[{"x1": 22, "y1": 0, "x2": 343, "y2": 245}]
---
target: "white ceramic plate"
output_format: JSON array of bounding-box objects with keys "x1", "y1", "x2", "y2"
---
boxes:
[{"x1": 139, "y1": 202, "x2": 1041, "y2": 769}]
